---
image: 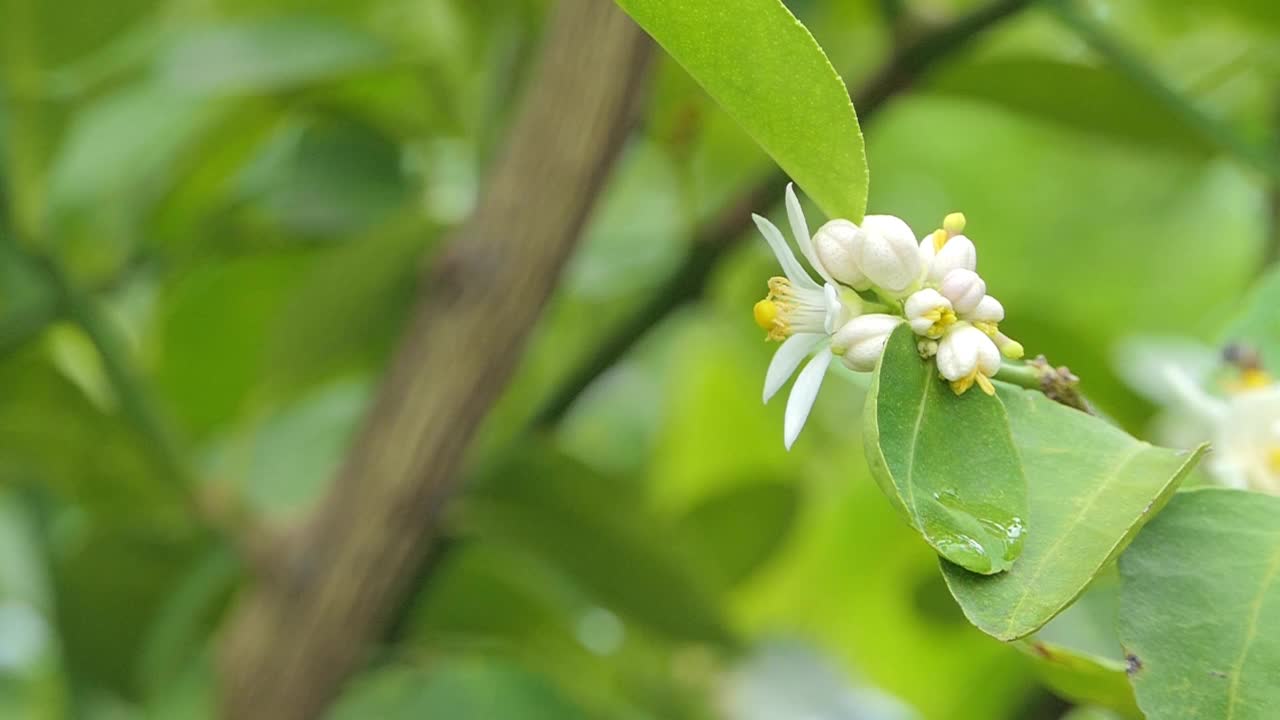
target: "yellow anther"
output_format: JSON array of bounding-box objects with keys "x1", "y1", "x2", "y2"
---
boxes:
[
  {"x1": 1241, "y1": 368, "x2": 1272, "y2": 390},
  {"x1": 931, "y1": 229, "x2": 948, "y2": 253},
  {"x1": 924, "y1": 307, "x2": 957, "y2": 338},
  {"x1": 975, "y1": 373, "x2": 996, "y2": 396},
  {"x1": 949, "y1": 368, "x2": 995, "y2": 396},
  {"x1": 944, "y1": 212, "x2": 967, "y2": 237},
  {"x1": 973, "y1": 321, "x2": 998, "y2": 338},
  {"x1": 1269, "y1": 447, "x2": 1280, "y2": 475},
  {"x1": 753, "y1": 299, "x2": 779, "y2": 332}
]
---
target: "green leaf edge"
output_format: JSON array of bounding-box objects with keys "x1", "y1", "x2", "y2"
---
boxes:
[
  {"x1": 614, "y1": 0, "x2": 868, "y2": 221},
  {"x1": 943, "y1": 437, "x2": 1208, "y2": 641}
]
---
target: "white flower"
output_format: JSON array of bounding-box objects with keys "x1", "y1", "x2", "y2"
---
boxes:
[
  {"x1": 1213, "y1": 388, "x2": 1280, "y2": 494},
  {"x1": 753, "y1": 184, "x2": 861, "y2": 450},
  {"x1": 938, "y1": 269, "x2": 986, "y2": 315},
  {"x1": 904, "y1": 288, "x2": 956, "y2": 339},
  {"x1": 1163, "y1": 362, "x2": 1280, "y2": 494},
  {"x1": 936, "y1": 323, "x2": 1001, "y2": 396},
  {"x1": 813, "y1": 219, "x2": 869, "y2": 289},
  {"x1": 831, "y1": 314, "x2": 903, "y2": 372},
  {"x1": 852, "y1": 215, "x2": 923, "y2": 296}
]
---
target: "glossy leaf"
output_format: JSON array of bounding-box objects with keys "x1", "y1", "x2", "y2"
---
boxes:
[
  {"x1": 615, "y1": 0, "x2": 867, "y2": 220},
  {"x1": 864, "y1": 325, "x2": 1026, "y2": 575},
  {"x1": 943, "y1": 384, "x2": 1205, "y2": 639},
  {"x1": 1118, "y1": 488, "x2": 1280, "y2": 720}
]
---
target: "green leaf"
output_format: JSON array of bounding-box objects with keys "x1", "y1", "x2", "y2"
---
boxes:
[
  {"x1": 1022, "y1": 572, "x2": 1141, "y2": 717},
  {"x1": 1118, "y1": 488, "x2": 1280, "y2": 720},
  {"x1": 1022, "y1": 641, "x2": 1141, "y2": 719},
  {"x1": 927, "y1": 59, "x2": 1215, "y2": 157},
  {"x1": 864, "y1": 325, "x2": 1026, "y2": 575},
  {"x1": 615, "y1": 0, "x2": 867, "y2": 220},
  {"x1": 942, "y1": 384, "x2": 1205, "y2": 639},
  {"x1": 674, "y1": 481, "x2": 798, "y2": 589}
]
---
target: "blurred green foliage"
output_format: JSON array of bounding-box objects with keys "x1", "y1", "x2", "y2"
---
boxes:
[{"x1": 1, "y1": 0, "x2": 1278, "y2": 718}]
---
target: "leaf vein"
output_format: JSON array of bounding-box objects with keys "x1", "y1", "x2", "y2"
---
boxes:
[{"x1": 1225, "y1": 533, "x2": 1280, "y2": 719}]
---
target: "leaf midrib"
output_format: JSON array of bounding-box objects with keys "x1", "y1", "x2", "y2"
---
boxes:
[
  {"x1": 1225, "y1": 531, "x2": 1280, "y2": 719},
  {"x1": 999, "y1": 444, "x2": 1146, "y2": 637},
  {"x1": 902, "y1": 364, "x2": 934, "y2": 523}
]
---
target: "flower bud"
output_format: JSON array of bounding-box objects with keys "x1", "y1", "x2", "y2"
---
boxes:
[
  {"x1": 968, "y1": 294, "x2": 1005, "y2": 324},
  {"x1": 831, "y1": 314, "x2": 903, "y2": 372},
  {"x1": 939, "y1": 269, "x2": 986, "y2": 315},
  {"x1": 926, "y1": 234, "x2": 977, "y2": 283},
  {"x1": 853, "y1": 215, "x2": 922, "y2": 296},
  {"x1": 936, "y1": 324, "x2": 1001, "y2": 383},
  {"x1": 812, "y1": 219, "x2": 869, "y2": 289},
  {"x1": 904, "y1": 288, "x2": 956, "y2": 339}
]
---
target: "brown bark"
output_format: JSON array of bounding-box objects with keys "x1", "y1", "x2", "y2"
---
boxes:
[{"x1": 217, "y1": 3, "x2": 652, "y2": 717}]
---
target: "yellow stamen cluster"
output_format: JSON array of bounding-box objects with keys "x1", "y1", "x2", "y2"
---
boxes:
[
  {"x1": 1269, "y1": 447, "x2": 1280, "y2": 476},
  {"x1": 1229, "y1": 368, "x2": 1274, "y2": 393},
  {"x1": 920, "y1": 306, "x2": 957, "y2": 339},
  {"x1": 753, "y1": 277, "x2": 795, "y2": 341},
  {"x1": 951, "y1": 369, "x2": 996, "y2": 397}
]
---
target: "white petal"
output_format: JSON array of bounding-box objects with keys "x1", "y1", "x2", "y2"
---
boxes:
[
  {"x1": 822, "y1": 284, "x2": 843, "y2": 334},
  {"x1": 764, "y1": 333, "x2": 824, "y2": 403},
  {"x1": 784, "y1": 348, "x2": 832, "y2": 450},
  {"x1": 969, "y1": 295, "x2": 1005, "y2": 323},
  {"x1": 753, "y1": 214, "x2": 820, "y2": 291},
  {"x1": 786, "y1": 184, "x2": 833, "y2": 285}
]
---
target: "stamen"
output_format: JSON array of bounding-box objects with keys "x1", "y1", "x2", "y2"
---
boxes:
[
  {"x1": 931, "y1": 229, "x2": 948, "y2": 253},
  {"x1": 944, "y1": 212, "x2": 966, "y2": 237},
  {"x1": 950, "y1": 372, "x2": 976, "y2": 396},
  {"x1": 925, "y1": 307, "x2": 957, "y2": 338},
  {"x1": 1241, "y1": 368, "x2": 1272, "y2": 390},
  {"x1": 975, "y1": 373, "x2": 996, "y2": 396},
  {"x1": 1268, "y1": 447, "x2": 1280, "y2": 475}
]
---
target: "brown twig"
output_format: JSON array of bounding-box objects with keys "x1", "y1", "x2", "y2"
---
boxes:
[
  {"x1": 532, "y1": 0, "x2": 1039, "y2": 428},
  {"x1": 216, "y1": 3, "x2": 654, "y2": 717}
]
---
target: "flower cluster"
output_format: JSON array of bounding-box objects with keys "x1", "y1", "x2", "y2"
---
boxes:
[{"x1": 754, "y1": 184, "x2": 1023, "y2": 448}]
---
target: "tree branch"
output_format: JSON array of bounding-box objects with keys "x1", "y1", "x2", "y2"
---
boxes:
[
  {"x1": 533, "y1": 0, "x2": 1038, "y2": 428},
  {"x1": 216, "y1": 2, "x2": 653, "y2": 718}
]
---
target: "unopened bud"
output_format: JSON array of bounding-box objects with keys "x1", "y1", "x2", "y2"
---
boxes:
[{"x1": 831, "y1": 314, "x2": 903, "y2": 372}]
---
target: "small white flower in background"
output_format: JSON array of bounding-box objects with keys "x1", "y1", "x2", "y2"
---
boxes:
[
  {"x1": 753, "y1": 186, "x2": 1025, "y2": 447},
  {"x1": 1141, "y1": 342, "x2": 1280, "y2": 495}
]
